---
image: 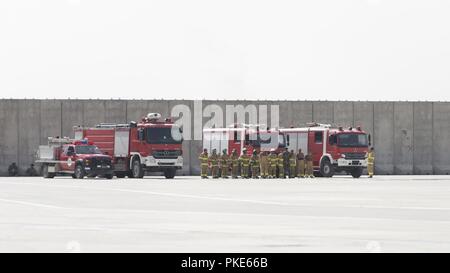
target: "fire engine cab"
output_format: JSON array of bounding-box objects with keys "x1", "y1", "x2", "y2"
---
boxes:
[
  {"x1": 203, "y1": 124, "x2": 286, "y2": 155},
  {"x1": 74, "y1": 113, "x2": 183, "y2": 179},
  {"x1": 36, "y1": 137, "x2": 114, "y2": 179},
  {"x1": 280, "y1": 123, "x2": 371, "y2": 178}
]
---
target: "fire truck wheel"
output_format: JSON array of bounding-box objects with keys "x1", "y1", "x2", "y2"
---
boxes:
[
  {"x1": 104, "y1": 174, "x2": 114, "y2": 179},
  {"x1": 351, "y1": 167, "x2": 363, "y2": 178},
  {"x1": 320, "y1": 159, "x2": 334, "y2": 177},
  {"x1": 74, "y1": 165, "x2": 85, "y2": 179},
  {"x1": 116, "y1": 173, "x2": 126, "y2": 178},
  {"x1": 131, "y1": 158, "x2": 144, "y2": 178},
  {"x1": 164, "y1": 168, "x2": 176, "y2": 179},
  {"x1": 42, "y1": 165, "x2": 55, "y2": 179}
]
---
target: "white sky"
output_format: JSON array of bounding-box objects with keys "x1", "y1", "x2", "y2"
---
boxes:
[{"x1": 1, "y1": 0, "x2": 449, "y2": 101}]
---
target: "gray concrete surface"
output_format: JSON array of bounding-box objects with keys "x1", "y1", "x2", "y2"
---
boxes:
[
  {"x1": 394, "y1": 102, "x2": 413, "y2": 175},
  {"x1": 1, "y1": 99, "x2": 450, "y2": 175},
  {"x1": 374, "y1": 102, "x2": 394, "y2": 174},
  {"x1": 433, "y1": 103, "x2": 450, "y2": 174},
  {"x1": 413, "y1": 102, "x2": 433, "y2": 175},
  {"x1": 0, "y1": 176, "x2": 449, "y2": 253}
]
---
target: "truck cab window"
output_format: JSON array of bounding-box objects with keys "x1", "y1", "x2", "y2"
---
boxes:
[
  {"x1": 67, "y1": 146, "x2": 75, "y2": 155},
  {"x1": 314, "y1": 132, "x2": 323, "y2": 143},
  {"x1": 234, "y1": 131, "x2": 241, "y2": 143},
  {"x1": 137, "y1": 129, "x2": 145, "y2": 141},
  {"x1": 146, "y1": 127, "x2": 183, "y2": 144},
  {"x1": 329, "y1": 134, "x2": 336, "y2": 145},
  {"x1": 245, "y1": 134, "x2": 250, "y2": 145}
]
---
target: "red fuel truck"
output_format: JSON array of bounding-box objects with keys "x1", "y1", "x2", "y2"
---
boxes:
[
  {"x1": 202, "y1": 124, "x2": 286, "y2": 155},
  {"x1": 280, "y1": 123, "x2": 371, "y2": 178},
  {"x1": 74, "y1": 113, "x2": 183, "y2": 179}
]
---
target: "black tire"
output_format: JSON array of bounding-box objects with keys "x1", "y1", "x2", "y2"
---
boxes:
[
  {"x1": 42, "y1": 165, "x2": 55, "y2": 179},
  {"x1": 104, "y1": 173, "x2": 114, "y2": 179},
  {"x1": 164, "y1": 168, "x2": 176, "y2": 179},
  {"x1": 320, "y1": 159, "x2": 334, "y2": 177},
  {"x1": 351, "y1": 167, "x2": 363, "y2": 178},
  {"x1": 74, "y1": 164, "x2": 85, "y2": 179},
  {"x1": 116, "y1": 172, "x2": 126, "y2": 178},
  {"x1": 131, "y1": 157, "x2": 144, "y2": 178}
]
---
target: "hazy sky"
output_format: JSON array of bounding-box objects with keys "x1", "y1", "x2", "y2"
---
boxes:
[{"x1": 1, "y1": 0, "x2": 449, "y2": 101}]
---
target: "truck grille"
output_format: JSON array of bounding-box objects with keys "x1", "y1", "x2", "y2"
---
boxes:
[
  {"x1": 153, "y1": 150, "x2": 181, "y2": 159},
  {"x1": 93, "y1": 157, "x2": 111, "y2": 164},
  {"x1": 90, "y1": 157, "x2": 112, "y2": 169},
  {"x1": 344, "y1": 152, "x2": 366, "y2": 160}
]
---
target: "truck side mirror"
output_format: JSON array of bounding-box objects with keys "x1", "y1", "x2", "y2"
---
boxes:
[
  {"x1": 368, "y1": 134, "x2": 371, "y2": 146},
  {"x1": 286, "y1": 135, "x2": 290, "y2": 146}
]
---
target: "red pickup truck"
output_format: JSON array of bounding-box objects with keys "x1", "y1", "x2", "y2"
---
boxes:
[{"x1": 36, "y1": 137, "x2": 114, "y2": 179}]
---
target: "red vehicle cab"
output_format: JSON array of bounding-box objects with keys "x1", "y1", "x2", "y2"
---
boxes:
[
  {"x1": 36, "y1": 138, "x2": 114, "y2": 179},
  {"x1": 280, "y1": 123, "x2": 370, "y2": 178}
]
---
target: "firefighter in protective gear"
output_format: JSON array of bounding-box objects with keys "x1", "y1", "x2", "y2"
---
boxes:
[
  {"x1": 282, "y1": 148, "x2": 290, "y2": 177},
  {"x1": 199, "y1": 149, "x2": 209, "y2": 178},
  {"x1": 239, "y1": 148, "x2": 251, "y2": 178},
  {"x1": 277, "y1": 152, "x2": 285, "y2": 178},
  {"x1": 209, "y1": 149, "x2": 220, "y2": 178},
  {"x1": 220, "y1": 149, "x2": 230, "y2": 178},
  {"x1": 259, "y1": 151, "x2": 269, "y2": 178},
  {"x1": 305, "y1": 151, "x2": 314, "y2": 178},
  {"x1": 250, "y1": 150, "x2": 260, "y2": 179},
  {"x1": 367, "y1": 147, "x2": 375, "y2": 178},
  {"x1": 230, "y1": 149, "x2": 239, "y2": 179},
  {"x1": 268, "y1": 149, "x2": 278, "y2": 178},
  {"x1": 296, "y1": 149, "x2": 305, "y2": 178},
  {"x1": 288, "y1": 150, "x2": 296, "y2": 178}
]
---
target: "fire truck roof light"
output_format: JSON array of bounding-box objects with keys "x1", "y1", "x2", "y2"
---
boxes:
[{"x1": 147, "y1": 113, "x2": 161, "y2": 120}]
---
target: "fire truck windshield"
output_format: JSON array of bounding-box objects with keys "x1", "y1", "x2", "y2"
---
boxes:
[
  {"x1": 146, "y1": 127, "x2": 183, "y2": 144},
  {"x1": 337, "y1": 133, "x2": 368, "y2": 147},
  {"x1": 75, "y1": 145, "x2": 103, "y2": 154}
]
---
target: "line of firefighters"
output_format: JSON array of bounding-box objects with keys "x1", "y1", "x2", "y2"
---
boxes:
[{"x1": 199, "y1": 147, "x2": 375, "y2": 179}]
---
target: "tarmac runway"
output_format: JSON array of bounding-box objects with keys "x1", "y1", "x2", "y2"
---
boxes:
[{"x1": 0, "y1": 175, "x2": 449, "y2": 252}]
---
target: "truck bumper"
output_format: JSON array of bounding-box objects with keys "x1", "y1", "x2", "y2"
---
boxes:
[
  {"x1": 84, "y1": 165, "x2": 114, "y2": 175},
  {"x1": 142, "y1": 156, "x2": 183, "y2": 170},
  {"x1": 335, "y1": 158, "x2": 367, "y2": 167}
]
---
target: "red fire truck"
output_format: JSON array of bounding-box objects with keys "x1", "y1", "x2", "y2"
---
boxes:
[
  {"x1": 203, "y1": 124, "x2": 286, "y2": 155},
  {"x1": 280, "y1": 123, "x2": 371, "y2": 178},
  {"x1": 36, "y1": 137, "x2": 114, "y2": 179},
  {"x1": 74, "y1": 113, "x2": 183, "y2": 179}
]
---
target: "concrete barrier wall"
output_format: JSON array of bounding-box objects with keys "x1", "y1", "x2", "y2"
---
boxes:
[
  {"x1": 413, "y1": 102, "x2": 433, "y2": 174},
  {"x1": 1, "y1": 99, "x2": 449, "y2": 176},
  {"x1": 374, "y1": 102, "x2": 394, "y2": 174},
  {"x1": 394, "y1": 102, "x2": 414, "y2": 175},
  {"x1": 0, "y1": 100, "x2": 19, "y2": 176},
  {"x1": 432, "y1": 103, "x2": 450, "y2": 174}
]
